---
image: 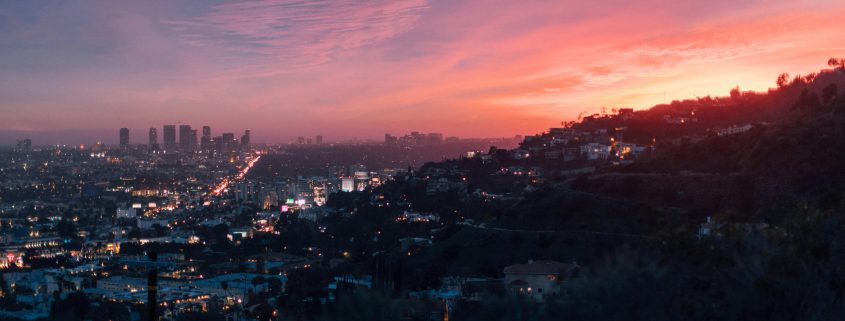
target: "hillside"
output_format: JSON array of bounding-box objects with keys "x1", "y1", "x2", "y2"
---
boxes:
[{"x1": 572, "y1": 67, "x2": 845, "y2": 219}]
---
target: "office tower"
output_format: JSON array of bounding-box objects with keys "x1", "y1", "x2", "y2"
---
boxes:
[
  {"x1": 316, "y1": 135, "x2": 323, "y2": 144},
  {"x1": 384, "y1": 134, "x2": 397, "y2": 144},
  {"x1": 212, "y1": 136, "x2": 223, "y2": 153},
  {"x1": 297, "y1": 136, "x2": 305, "y2": 144},
  {"x1": 201, "y1": 126, "x2": 211, "y2": 151},
  {"x1": 190, "y1": 129, "x2": 198, "y2": 151},
  {"x1": 240, "y1": 130, "x2": 251, "y2": 151},
  {"x1": 221, "y1": 132, "x2": 236, "y2": 153},
  {"x1": 163, "y1": 125, "x2": 177, "y2": 151},
  {"x1": 15, "y1": 139, "x2": 32, "y2": 153},
  {"x1": 119, "y1": 128, "x2": 130, "y2": 150},
  {"x1": 148, "y1": 128, "x2": 158, "y2": 150},
  {"x1": 427, "y1": 132, "x2": 443, "y2": 144},
  {"x1": 179, "y1": 125, "x2": 193, "y2": 151}
]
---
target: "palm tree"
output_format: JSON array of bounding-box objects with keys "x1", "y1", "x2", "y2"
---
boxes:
[
  {"x1": 220, "y1": 281, "x2": 230, "y2": 298},
  {"x1": 251, "y1": 276, "x2": 265, "y2": 293},
  {"x1": 829, "y1": 57, "x2": 844, "y2": 69}
]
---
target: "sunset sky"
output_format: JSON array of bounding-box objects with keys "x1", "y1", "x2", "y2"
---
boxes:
[{"x1": 2, "y1": 0, "x2": 845, "y2": 144}]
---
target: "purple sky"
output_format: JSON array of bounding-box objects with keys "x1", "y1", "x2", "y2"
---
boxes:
[{"x1": 2, "y1": 0, "x2": 845, "y2": 145}]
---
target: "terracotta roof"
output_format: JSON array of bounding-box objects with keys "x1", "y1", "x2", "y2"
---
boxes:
[{"x1": 503, "y1": 260, "x2": 576, "y2": 275}]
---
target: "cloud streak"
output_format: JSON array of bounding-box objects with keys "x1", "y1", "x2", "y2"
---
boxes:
[
  {"x1": 2, "y1": 0, "x2": 845, "y2": 144},
  {"x1": 164, "y1": 0, "x2": 429, "y2": 75}
]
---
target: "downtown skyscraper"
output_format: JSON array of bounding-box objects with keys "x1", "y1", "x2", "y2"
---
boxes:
[
  {"x1": 149, "y1": 127, "x2": 158, "y2": 150},
  {"x1": 163, "y1": 125, "x2": 177, "y2": 151},
  {"x1": 240, "y1": 130, "x2": 251, "y2": 151},
  {"x1": 178, "y1": 125, "x2": 196, "y2": 152},
  {"x1": 201, "y1": 126, "x2": 211, "y2": 151},
  {"x1": 119, "y1": 128, "x2": 129, "y2": 150}
]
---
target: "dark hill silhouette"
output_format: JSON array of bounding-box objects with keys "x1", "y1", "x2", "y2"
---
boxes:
[{"x1": 575, "y1": 65, "x2": 845, "y2": 218}]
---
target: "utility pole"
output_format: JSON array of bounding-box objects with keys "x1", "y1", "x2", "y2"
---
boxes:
[{"x1": 147, "y1": 251, "x2": 158, "y2": 321}]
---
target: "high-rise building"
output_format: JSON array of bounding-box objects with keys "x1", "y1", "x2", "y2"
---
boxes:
[
  {"x1": 148, "y1": 128, "x2": 158, "y2": 150},
  {"x1": 212, "y1": 136, "x2": 223, "y2": 153},
  {"x1": 427, "y1": 132, "x2": 443, "y2": 144},
  {"x1": 201, "y1": 126, "x2": 212, "y2": 151},
  {"x1": 190, "y1": 129, "x2": 198, "y2": 151},
  {"x1": 384, "y1": 134, "x2": 397, "y2": 144},
  {"x1": 119, "y1": 128, "x2": 130, "y2": 150},
  {"x1": 316, "y1": 135, "x2": 323, "y2": 144},
  {"x1": 221, "y1": 132, "x2": 236, "y2": 153},
  {"x1": 179, "y1": 125, "x2": 193, "y2": 151},
  {"x1": 163, "y1": 125, "x2": 177, "y2": 151},
  {"x1": 297, "y1": 136, "x2": 305, "y2": 144},
  {"x1": 240, "y1": 130, "x2": 251, "y2": 151},
  {"x1": 15, "y1": 139, "x2": 31, "y2": 154}
]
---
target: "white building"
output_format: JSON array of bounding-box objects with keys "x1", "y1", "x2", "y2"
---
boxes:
[
  {"x1": 426, "y1": 178, "x2": 451, "y2": 195},
  {"x1": 717, "y1": 124, "x2": 753, "y2": 136},
  {"x1": 137, "y1": 218, "x2": 170, "y2": 230},
  {"x1": 579, "y1": 143, "x2": 611, "y2": 160},
  {"x1": 341, "y1": 177, "x2": 354, "y2": 192},
  {"x1": 116, "y1": 208, "x2": 137, "y2": 219}
]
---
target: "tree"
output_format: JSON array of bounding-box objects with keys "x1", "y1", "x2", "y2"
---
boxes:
[
  {"x1": 221, "y1": 281, "x2": 229, "y2": 294},
  {"x1": 822, "y1": 84, "x2": 838, "y2": 104},
  {"x1": 56, "y1": 219, "x2": 77, "y2": 239},
  {"x1": 320, "y1": 291, "x2": 404, "y2": 321},
  {"x1": 210, "y1": 224, "x2": 230, "y2": 245},
  {"x1": 828, "y1": 57, "x2": 844, "y2": 68},
  {"x1": 730, "y1": 86, "x2": 742, "y2": 102},
  {"x1": 88, "y1": 301, "x2": 131, "y2": 321},
  {"x1": 793, "y1": 88, "x2": 821, "y2": 113},
  {"x1": 50, "y1": 291, "x2": 90, "y2": 320},
  {"x1": 252, "y1": 276, "x2": 266, "y2": 292},
  {"x1": 176, "y1": 312, "x2": 225, "y2": 321},
  {"x1": 776, "y1": 73, "x2": 790, "y2": 88},
  {"x1": 267, "y1": 278, "x2": 283, "y2": 295}
]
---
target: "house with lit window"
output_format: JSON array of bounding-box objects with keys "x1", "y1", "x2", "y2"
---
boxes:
[
  {"x1": 503, "y1": 260, "x2": 579, "y2": 301},
  {"x1": 579, "y1": 143, "x2": 611, "y2": 160},
  {"x1": 511, "y1": 149, "x2": 530, "y2": 160},
  {"x1": 614, "y1": 142, "x2": 647, "y2": 159}
]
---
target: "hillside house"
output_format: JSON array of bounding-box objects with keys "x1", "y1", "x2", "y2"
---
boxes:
[
  {"x1": 580, "y1": 143, "x2": 611, "y2": 160},
  {"x1": 504, "y1": 260, "x2": 579, "y2": 302}
]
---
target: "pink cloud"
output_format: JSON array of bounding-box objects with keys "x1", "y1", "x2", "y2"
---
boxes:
[
  {"x1": 164, "y1": 0, "x2": 429, "y2": 75},
  {"x1": 4, "y1": 0, "x2": 845, "y2": 143}
]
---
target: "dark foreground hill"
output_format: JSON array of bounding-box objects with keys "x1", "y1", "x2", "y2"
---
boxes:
[{"x1": 447, "y1": 67, "x2": 845, "y2": 321}]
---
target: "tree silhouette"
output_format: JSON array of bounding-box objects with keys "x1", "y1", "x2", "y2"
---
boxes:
[
  {"x1": 776, "y1": 73, "x2": 790, "y2": 88},
  {"x1": 793, "y1": 88, "x2": 821, "y2": 114},
  {"x1": 822, "y1": 84, "x2": 838, "y2": 104},
  {"x1": 829, "y1": 58, "x2": 844, "y2": 68},
  {"x1": 730, "y1": 86, "x2": 742, "y2": 102}
]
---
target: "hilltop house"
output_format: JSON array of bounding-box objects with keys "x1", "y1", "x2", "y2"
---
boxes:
[{"x1": 504, "y1": 260, "x2": 579, "y2": 302}]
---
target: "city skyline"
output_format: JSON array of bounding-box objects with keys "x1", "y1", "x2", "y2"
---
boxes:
[{"x1": 2, "y1": 1, "x2": 845, "y2": 144}]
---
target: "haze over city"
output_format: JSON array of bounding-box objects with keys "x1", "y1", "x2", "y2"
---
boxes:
[{"x1": 2, "y1": 0, "x2": 845, "y2": 144}]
